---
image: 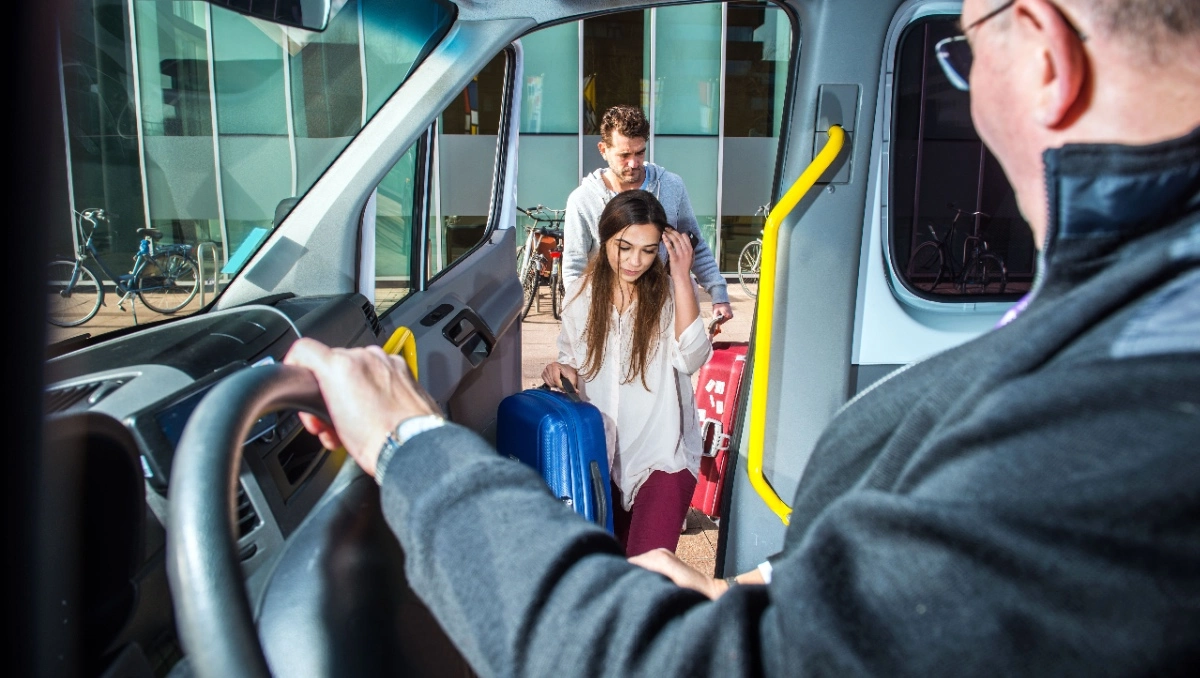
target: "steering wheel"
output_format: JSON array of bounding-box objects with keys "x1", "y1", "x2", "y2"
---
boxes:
[{"x1": 166, "y1": 363, "x2": 326, "y2": 678}]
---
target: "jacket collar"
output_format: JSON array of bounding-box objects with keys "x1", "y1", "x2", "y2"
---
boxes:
[{"x1": 1041, "y1": 125, "x2": 1200, "y2": 269}]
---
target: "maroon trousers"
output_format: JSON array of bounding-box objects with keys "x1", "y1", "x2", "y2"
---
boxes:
[{"x1": 612, "y1": 469, "x2": 698, "y2": 557}]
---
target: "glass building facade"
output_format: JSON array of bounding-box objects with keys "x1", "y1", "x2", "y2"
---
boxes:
[
  {"x1": 512, "y1": 2, "x2": 793, "y2": 272},
  {"x1": 55, "y1": 0, "x2": 792, "y2": 281}
]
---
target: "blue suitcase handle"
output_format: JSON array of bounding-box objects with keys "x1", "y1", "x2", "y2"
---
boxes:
[{"x1": 538, "y1": 375, "x2": 581, "y2": 403}]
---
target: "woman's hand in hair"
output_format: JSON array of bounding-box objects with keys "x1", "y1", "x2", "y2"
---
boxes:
[
  {"x1": 541, "y1": 361, "x2": 580, "y2": 392},
  {"x1": 662, "y1": 227, "x2": 695, "y2": 286},
  {"x1": 664, "y1": 228, "x2": 701, "y2": 339}
]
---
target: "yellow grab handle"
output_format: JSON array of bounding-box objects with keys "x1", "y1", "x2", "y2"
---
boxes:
[
  {"x1": 747, "y1": 125, "x2": 846, "y2": 526},
  {"x1": 383, "y1": 326, "x2": 419, "y2": 380}
]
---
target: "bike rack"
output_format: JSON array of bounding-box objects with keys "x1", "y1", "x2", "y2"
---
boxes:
[{"x1": 196, "y1": 241, "x2": 221, "y2": 307}]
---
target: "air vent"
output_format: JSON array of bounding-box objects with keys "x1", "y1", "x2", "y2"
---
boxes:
[
  {"x1": 44, "y1": 379, "x2": 126, "y2": 414},
  {"x1": 236, "y1": 483, "x2": 260, "y2": 539},
  {"x1": 361, "y1": 299, "x2": 382, "y2": 336},
  {"x1": 276, "y1": 422, "x2": 324, "y2": 485}
]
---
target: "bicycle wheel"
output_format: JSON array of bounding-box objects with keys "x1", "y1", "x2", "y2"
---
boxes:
[
  {"x1": 137, "y1": 253, "x2": 200, "y2": 314},
  {"x1": 519, "y1": 254, "x2": 542, "y2": 320},
  {"x1": 550, "y1": 268, "x2": 566, "y2": 320},
  {"x1": 516, "y1": 245, "x2": 528, "y2": 275},
  {"x1": 909, "y1": 241, "x2": 946, "y2": 293},
  {"x1": 958, "y1": 254, "x2": 1008, "y2": 295},
  {"x1": 47, "y1": 259, "x2": 103, "y2": 327},
  {"x1": 738, "y1": 240, "x2": 762, "y2": 298}
]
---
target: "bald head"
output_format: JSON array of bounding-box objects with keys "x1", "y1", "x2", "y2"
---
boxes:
[
  {"x1": 1078, "y1": 0, "x2": 1200, "y2": 44},
  {"x1": 1051, "y1": 0, "x2": 1200, "y2": 69}
]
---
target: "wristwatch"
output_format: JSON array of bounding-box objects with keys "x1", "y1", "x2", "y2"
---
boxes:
[{"x1": 375, "y1": 414, "x2": 446, "y2": 486}]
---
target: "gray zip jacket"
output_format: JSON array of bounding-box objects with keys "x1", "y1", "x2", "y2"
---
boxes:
[{"x1": 562, "y1": 162, "x2": 730, "y2": 304}]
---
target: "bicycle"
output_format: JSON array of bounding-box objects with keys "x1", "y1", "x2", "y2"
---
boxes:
[
  {"x1": 47, "y1": 208, "x2": 201, "y2": 327},
  {"x1": 907, "y1": 204, "x2": 1008, "y2": 295},
  {"x1": 516, "y1": 205, "x2": 566, "y2": 320},
  {"x1": 737, "y1": 204, "x2": 770, "y2": 298}
]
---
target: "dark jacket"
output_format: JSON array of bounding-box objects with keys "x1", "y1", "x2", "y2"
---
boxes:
[{"x1": 379, "y1": 127, "x2": 1200, "y2": 677}]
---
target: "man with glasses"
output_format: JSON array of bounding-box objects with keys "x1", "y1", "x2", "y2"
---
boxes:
[{"x1": 286, "y1": 0, "x2": 1200, "y2": 673}]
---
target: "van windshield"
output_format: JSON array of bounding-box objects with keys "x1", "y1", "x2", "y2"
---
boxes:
[{"x1": 49, "y1": 0, "x2": 454, "y2": 346}]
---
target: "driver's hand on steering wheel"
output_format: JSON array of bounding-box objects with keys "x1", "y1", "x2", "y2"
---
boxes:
[{"x1": 284, "y1": 338, "x2": 442, "y2": 478}]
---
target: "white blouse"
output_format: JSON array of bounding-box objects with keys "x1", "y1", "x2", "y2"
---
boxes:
[{"x1": 556, "y1": 278, "x2": 713, "y2": 511}]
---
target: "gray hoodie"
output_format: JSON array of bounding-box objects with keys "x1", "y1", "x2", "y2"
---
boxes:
[{"x1": 561, "y1": 163, "x2": 729, "y2": 304}]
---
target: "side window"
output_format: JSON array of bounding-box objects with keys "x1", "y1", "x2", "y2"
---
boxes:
[
  {"x1": 372, "y1": 143, "x2": 421, "y2": 312},
  {"x1": 889, "y1": 17, "x2": 1036, "y2": 301},
  {"x1": 430, "y1": 53, "x2": 508, "y2": 276},
  {"x1": 371, "y1": 52, "x2": 509, "y2": 315}
]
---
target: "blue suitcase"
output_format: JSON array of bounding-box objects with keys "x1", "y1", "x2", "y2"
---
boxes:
[{"x1": 496, "y1": 379, "x2": 614, "y2": 533}]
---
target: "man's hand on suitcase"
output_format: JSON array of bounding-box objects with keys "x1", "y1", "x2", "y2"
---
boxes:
[
  {"x1": 285, "y1": 338, "x2": 443, "y2": 478},
  {"x1": 541, "y1": 362, "x2": 579, "y2": 393}
]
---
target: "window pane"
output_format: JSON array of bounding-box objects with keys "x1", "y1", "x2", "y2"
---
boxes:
[
  {"x1": 517, "y1": 137, "x2": 578, "y2": 218},
  {"x1": 720, "y1": 1, "x2": 790, "y2": 271},
  {"x1": 62, "y1": 0, "x2": 147, "y2": 273},
  {"x1": 291, "y1": 1, "x2": 363, "y2": 195},
  {"x1": 890, "y1": 18, "x2": 1035, "y2": 301},
  {"x1": 654, "y1": 3, "x2": 722, "y2": 136},
  {"x1": 373, "y1": 144, "x2": 419, "y2": 314},
  {"x1": 520, "y1": 24, "x2": 578, "y2": 134},
  {"x1": 582, "y1": 12, "x2": 646, "y2": 134},
  {"x1": 134, "y1": 1, "x2": 221, "y2": 254},
  {"x1": 655, "y1": 136, "x2": 719, "y2": 248},
  {"x1": 211, "y1": 8, "x2": 291, "y2": 260},
  {"x1": 432, "y1": 52, "x2": 507, "y2": 275},
  {"x1": 724, "y1": 1, "x2": 789, "y2": 139}
]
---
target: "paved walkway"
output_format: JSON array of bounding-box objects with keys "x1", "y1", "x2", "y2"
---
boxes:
[
  {"x1": 520, "y1": 279, "x2": 757, "y2": 576},
  {"x1": 46, "y1": 287, "x2": 213, "y2": 347}
]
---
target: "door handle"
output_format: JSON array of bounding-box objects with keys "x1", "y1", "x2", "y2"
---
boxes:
[{"x1": 441, "y1": 308, "x2": 495, "y2": 367}]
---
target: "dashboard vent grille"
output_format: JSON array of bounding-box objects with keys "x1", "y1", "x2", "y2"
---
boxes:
[
  {"x1": 361, "y1": 299, "x2": 382, "y2": 336},
  {"x1": 236, "y1": 483, "x2": 260, "y2": 539},
  {"x1": 44, "y1": 379, "x2": 126, "y2": 414},
  {"x1": 277, "y1": 425, "x2": 324, "y2": 485}
]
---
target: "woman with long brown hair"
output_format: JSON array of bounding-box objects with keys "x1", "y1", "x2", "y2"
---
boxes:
[{"x1": 543, "y1": 189, "x2": 712, "y2": 557}]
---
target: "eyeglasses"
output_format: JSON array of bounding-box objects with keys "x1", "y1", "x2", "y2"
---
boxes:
[
  {"x1": 935, "y1": 0, "x2": 1016, "y2": 91},
  {"x1": 935, "y1": 1, "x2": 1087, "y2": 91}
]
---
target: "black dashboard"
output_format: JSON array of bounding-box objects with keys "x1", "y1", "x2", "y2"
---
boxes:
[{"x1": 41, "y1": 292, "x2": 384, "y2": 674}]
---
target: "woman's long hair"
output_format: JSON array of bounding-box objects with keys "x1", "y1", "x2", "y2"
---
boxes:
[{"x1": 577, "y1": 190, "x2": 671, "y2": 389}]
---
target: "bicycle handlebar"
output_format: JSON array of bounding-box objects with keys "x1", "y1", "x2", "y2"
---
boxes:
[
  {"x1": 518, "y1": 205, "x2": 567, "y2": 222},
  {"x1": 947, "y1": 203, "x2": 991, "y2": 220},
  {"x1": 78, "y1": 207, "x2": 109, "y2": 221}
]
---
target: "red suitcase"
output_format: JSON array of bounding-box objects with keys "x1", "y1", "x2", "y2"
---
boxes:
[{"x1": 690, "y1": 336, "x2": 749, "y2": 520}]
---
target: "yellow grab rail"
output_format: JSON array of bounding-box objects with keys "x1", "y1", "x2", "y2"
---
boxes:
[
  {"x1": 747, "y1": 124, "x2": 845, "y2": 526},
  {"x1": 383, "y1": 326, "x2": 419, "y2": 379}
]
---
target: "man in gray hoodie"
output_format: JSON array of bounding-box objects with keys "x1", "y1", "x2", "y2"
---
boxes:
[{"x1": 562, "y1": 105, "x2": 734, "y2": 323}]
